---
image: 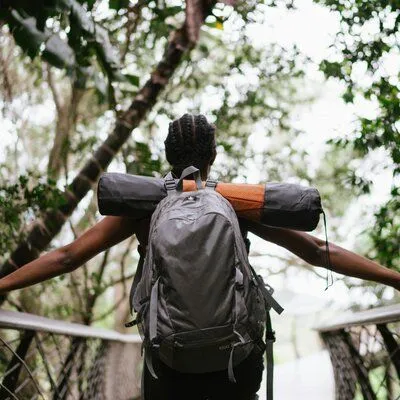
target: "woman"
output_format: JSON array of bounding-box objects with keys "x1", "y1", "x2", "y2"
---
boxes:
[{"x1": 0, "y1": 114, "x2": 399, "y2": 400}]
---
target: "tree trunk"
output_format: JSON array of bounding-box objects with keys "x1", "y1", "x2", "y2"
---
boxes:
[
  {"x1": 0, "y1": 1, "x2": 215, "y2": 292},
  {"x1": 47, "y1": 84, "x2": 85, "y2": 180}
]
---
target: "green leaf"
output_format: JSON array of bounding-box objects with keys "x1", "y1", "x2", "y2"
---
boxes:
[
  {"x1": 64, "y1": 0, "x2": 123, "y2": 81},
  {"x1": 42, "y1": 33, "x2": 76, "y2": 68},
  {"x1": 9, "y1": 10, "x2": 76, "y2": 68},
  {"x1": 342, "y1": 87, "x2": 354, "y2": 103},
  {"x1": 63, "y1": 0, "x2": 96, "y2": 34},
  {"x1": 93, "y1": 73, "x2": 108, "y2": 104},
  {"x1": 109, "y1": 0, "x2": 130, "y2": 10},
  {"x1": 205, "y1": 20, "x2": 224, "y2": 30},
  {"x1": 9, "y1": 10, "x2": 48, "y2": 58},
  {"x1": 153, "y1": 5, "x2": 183, "y2": 19},
  {"x1": 6, "y1": 0, "x2": 124, "y2": 86},
  {"x1": 163, "y1": 6, "x2": 184, "y2": 17},
  {"x1": 124, "y1": 74, "x2": 140, "y2": 87}
]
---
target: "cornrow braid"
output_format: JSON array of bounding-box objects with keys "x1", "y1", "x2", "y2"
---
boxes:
[{"x1": 165, "y1": 113, "x2": 216, "y2": 177}]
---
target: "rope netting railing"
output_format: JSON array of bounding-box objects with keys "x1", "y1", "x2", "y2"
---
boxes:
[
  {"x1": 0, "y1": 310, "x2": 142, "y2": 400},
  {"x1": 2, "y1": 304, "x2": 399, "y2": 399},
  {"x1": 316, "y1": 304, "x2": 400, "y2": 400}
]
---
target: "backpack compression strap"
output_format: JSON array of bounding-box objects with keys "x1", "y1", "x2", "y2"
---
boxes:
[
  {"x1": 125, "y1": 244, "x2": 146, "y2": 328},
  {"x1": 248, "y1": 261, "x2": 282, "y2": 399},
  {"x1": 250, "y1": 265, "x2": 284, "y2": 315},
  {"x1": 265, "y1": 311, "x2": 275, "y2": 400}
]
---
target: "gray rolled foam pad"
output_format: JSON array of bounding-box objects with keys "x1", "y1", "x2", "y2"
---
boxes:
[
  {"x1": 98, "y1": 173, "x2": 322, "y2": 231},
  {"x1": 98, "y1": 173, "x2": 166, "y2": 218},
  {"x1": 262, "y1": 183, "x2": 322, "y2": 231}
]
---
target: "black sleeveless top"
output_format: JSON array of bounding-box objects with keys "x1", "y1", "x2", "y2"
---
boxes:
[{"x1": 143, "y1": 346, "x2": 264, "y2": 400}]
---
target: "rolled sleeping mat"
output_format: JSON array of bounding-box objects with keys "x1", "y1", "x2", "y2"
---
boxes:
[{"x1": 97, "y1": 173, "x2": 322, "y2": 231}]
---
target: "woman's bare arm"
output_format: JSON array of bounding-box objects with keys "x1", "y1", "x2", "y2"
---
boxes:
[
  {"x1": 241, "y1": 219, "x2": 400, "y2": 291},
  {"x1": 0, "y1": 216, "x2": 140, "y2": 294}
]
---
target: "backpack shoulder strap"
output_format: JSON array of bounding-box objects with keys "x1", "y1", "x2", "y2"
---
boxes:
[
  {"x1": 126, "y1": 244, "x2": 146, "y2": 326},
  {"x1": 238, "y1": 220, "x2": 251, "y2": 254},
  {"x1": 132, "y1": 243, "x2": 146, "y2": 292},
  {"x1": 265, "y1": 311, "x2": 275, "y2": 400}
]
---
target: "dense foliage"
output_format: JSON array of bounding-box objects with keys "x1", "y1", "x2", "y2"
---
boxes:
[
  {"x1": 0, "y1": 0, "x2": 398, "y2": 327},
  {"x1": 1, "y1": 0, "x2": 315, "y2": 325},
  {"x1": 316, "y1": 0, "x2": 400, "y2": 272}
]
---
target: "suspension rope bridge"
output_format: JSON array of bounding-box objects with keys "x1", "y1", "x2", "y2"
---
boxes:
[{"x1": 0, "y1": 304, "x2": 399, "y2": 399}]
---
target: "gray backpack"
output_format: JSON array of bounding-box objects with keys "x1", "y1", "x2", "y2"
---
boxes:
[{"x1": 128, "y1": 166, "x2": 283, "y2": 398}]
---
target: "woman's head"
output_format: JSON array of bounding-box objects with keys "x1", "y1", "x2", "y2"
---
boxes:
[{"x1": 164, "y1": 113, "x2": 216, "y2": 180}]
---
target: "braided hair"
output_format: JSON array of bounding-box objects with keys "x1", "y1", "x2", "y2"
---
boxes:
[{"x1": 164, "y1": 113, "x2": 216, "y2": 178}]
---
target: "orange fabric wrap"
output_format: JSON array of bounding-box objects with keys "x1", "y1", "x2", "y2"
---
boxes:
[{"x1": 182, "y1": 181, "x2": 265, "y2": 221}]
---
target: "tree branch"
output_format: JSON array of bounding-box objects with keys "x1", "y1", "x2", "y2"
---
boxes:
[
  {"x1": 92, "y1": 294, "x2": 126, "y2": 323},
  {"x1": 46, "y1": 65, "x2": 63, "y2": 115},
  {"x1": 83, "y1": 249, "x2": 110, "y2": 324},
  {"x1": 102, "y1": 273, "x2": 135, "y2": 292},
  {"x1": 0, "y1": 1, "x2": 217, "y2": 291},
  {"x1": 47, "y1": 78, "x2": 85, "y2": 179},
  {"x1": 119, "y1": 236, "x2": 136, "y2": 298},
  {"x1": 0, "y1": 41, "x2": 14, "y2": 105},
  {"x1": 120, "y1": 0, "x2": 147, "y2": 65}
]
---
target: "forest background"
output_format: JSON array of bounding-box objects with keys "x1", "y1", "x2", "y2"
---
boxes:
[{"x1": 0, "y1": 0, "x2": 399, "y2": 363}]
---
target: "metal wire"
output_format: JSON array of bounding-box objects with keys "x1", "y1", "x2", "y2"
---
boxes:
[
  {"x1": 0, "y1": 334, "x2": 45, "y2": 399},
  {"x1": 0, "y1": 324, "x2": 141, "y2": 400},
  {"x1": 5, "y1": 307, "x2": 397, "y2": 400}
]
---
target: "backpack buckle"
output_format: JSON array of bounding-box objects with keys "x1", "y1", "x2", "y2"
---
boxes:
[
  {"x1": 235, "y1": 282, "x2": 244, "y2": 290},
  {"x1": 205, "y1": 178, "x2": 218, "y2": 190},
  {"x1": 125, "y1": 319, "x2": 137, "y2": 328},
  {"x1": 165, "y1": 179, "x2": 176, "y2": 191},
  {"x1": 150, "y1": 338, "x2": 161, "y2": 349},
  {"x1": 264, "y1": 282, "x2": 274, "y2": 295},
  {"x1": 266, "y1": 330, "x2": 276, "y2": 343}
]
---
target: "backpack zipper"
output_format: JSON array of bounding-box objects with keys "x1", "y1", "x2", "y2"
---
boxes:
[{"x1": 173, "y1": 332, "x2": 243, "y2": 350}]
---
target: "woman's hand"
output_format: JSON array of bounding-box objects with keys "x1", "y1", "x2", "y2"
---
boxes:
[{"x1": 242, "y1": 219, "x2": 400, "y2": 292}]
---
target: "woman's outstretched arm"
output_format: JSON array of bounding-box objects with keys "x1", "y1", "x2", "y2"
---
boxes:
[
  {"x1": 0, "y1": 216, "x2": 140, "y2": 294},
  {"x1": 241, "y1": 219, "x2": 400, "y2": 291}
]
